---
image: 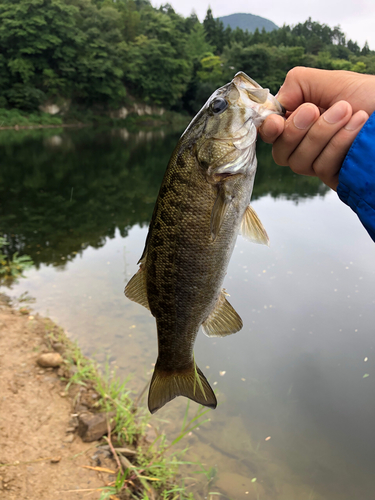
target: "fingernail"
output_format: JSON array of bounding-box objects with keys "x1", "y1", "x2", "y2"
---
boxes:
[
  {"x1": 293, "y1": 105, "x2": 317, "y2": 130},
  {"x1": 344, "y1": 111, "x2": 368, "y2": 131},
  {"x1": 323, "y1": 102, "x2": 348, "y2": 124}
]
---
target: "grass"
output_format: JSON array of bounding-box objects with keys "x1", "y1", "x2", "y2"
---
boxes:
[{"x1": 43, "y1": 321, "x2": 214, "y2": 500}]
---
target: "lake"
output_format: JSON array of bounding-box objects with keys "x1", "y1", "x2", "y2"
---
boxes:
[{"x1": 1, "y1": 126, "x2": 375, "y2": 500}]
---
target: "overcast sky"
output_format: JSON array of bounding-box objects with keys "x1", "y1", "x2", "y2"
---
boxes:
[{"x1": 153, "y1": 0, "x2": 375, "y2": 51}]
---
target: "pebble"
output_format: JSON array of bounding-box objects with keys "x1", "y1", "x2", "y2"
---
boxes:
[{"x1": 37, "y1": 352, "x2": 63, "y2": 368}]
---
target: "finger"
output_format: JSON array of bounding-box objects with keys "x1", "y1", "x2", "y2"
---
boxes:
[
  {"x1": 277, "y1": 67, "x2": 346, "y2": 111},
  {"x1": 287, "y1": 101, "x2": 352, "y2": 176},
  {"x1": 277, "y1": 67, "x2": 375, "y2": 115},
  {"x1": 312, "y1": 110, "x2": 369, "y2": 190},
  {"x1": 272, "y1": 103, "x2": 320, "y2": 166},
  {"x1": 258, "y1": 114, "x2": 285, "y2": 144}
]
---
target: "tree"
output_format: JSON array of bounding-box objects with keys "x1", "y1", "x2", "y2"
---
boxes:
[
  {"x1": 0, "y1": 0, "x2": 127, "y2": 109},
  {"x1": 362, "y1": 41, "x2": 370, "y2": 56},
  {"x1": 203, "y1": 7, "x2": 225, "y2": 54}
]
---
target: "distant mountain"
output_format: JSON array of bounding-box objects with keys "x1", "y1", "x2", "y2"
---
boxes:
[{"x1": 218, "y1": 13, "x2": 278, "y2": 33}]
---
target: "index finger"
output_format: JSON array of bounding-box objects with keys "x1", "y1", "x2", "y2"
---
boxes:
[{"x1": 278, "y1": 67, "x2": 375, "y2": 115}]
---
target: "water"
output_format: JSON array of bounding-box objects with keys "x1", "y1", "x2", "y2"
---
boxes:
[{"x1": 1, "y1": 127, "x2": 375, "y2": 500}]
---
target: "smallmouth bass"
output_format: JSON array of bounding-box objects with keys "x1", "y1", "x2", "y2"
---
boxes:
[{"x1": 125, "y1": 72, "x2": 284, "y2": 413}]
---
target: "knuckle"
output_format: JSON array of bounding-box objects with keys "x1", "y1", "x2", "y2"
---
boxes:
[
  {"x1": 289, "y1": 156, "x2": 309, "y2": 175},
  {"x1": 311, "y1": 157, "x2": 325, "y2": 177},
  {"x1": 272, "y1": 146, "x2": 288, "y2": 166},
  {"x1": 286, "y1": 66, "x2": 309, "y2": 84}
]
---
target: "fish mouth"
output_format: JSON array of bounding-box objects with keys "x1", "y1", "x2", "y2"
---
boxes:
[{"x1": 233, "y1": 71, "x2": 285, "y2": 116}]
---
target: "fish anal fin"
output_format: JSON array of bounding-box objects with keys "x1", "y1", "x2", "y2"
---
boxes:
[
  {"x1": 148, "y1": 361, "x2": 217, "y2": 414},
  {"x1": 241, "y1": 205, "x2": 269, "y2": 246},
  {"x1": 124, "y1": 266, "x2": 150, "y2": 310},
  {"x1": 202, "y1": 290, "x2": 243, "y2": 337},
  {"x1": 211, "y1": 187, "x2": 231, "y2": 241}
]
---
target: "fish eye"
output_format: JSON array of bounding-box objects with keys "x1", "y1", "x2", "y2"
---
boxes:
[{"x1": 211, "y1": 98, "x2": 228, "y2": 115}]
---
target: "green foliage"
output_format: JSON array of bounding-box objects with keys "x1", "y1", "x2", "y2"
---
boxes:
[
  {"x1": 0, "y1": 236, "x2": 33, "y2": 286},
  {"x1": 0, "y1": 0, "x2": 127, "y2": 110},
  {"x1": 203, "y1": 8, "x2": 225, "y2": 54},
  {"x1": 0, "y1": 108, "x2": 62, "y2": 126},
  {"x1": 0, "y1": 0, "x2": 373, "y2": 114}
]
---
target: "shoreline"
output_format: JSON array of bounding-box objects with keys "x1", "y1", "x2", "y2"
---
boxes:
[
  {"x1": 0, "y1": 293, "x2": 198, "y2": 499},
  {"x1": 0, "y1": 123, "x2": 87, "y2": 131}
]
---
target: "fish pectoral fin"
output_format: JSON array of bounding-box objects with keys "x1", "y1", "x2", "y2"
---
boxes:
[
  {"x1": 202, "y1": 290, "x2": 243, "y2": 337},
  {"x1": 240, "y1": 205, "x2": 269, "y2": 246},
  {"x1": 210, "y1": 187, "x2": 231, "y2": 241},
  {"x1": 148, "y1": 361, "x2": 217, "y2": 414},
  {"x1": 124, "y1": 266, "x2": 150, "y2": 310}
]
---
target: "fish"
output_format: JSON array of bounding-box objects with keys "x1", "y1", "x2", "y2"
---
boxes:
[{"x1": 125, "y1": 72, "x2": 284, "y2": 414}]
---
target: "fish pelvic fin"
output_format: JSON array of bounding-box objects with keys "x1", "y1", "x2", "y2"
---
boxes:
[
  {"x1": 148, "y1": 360, "x2": 217, "y2": 414},
  {"x1": 124, "y1": 265, "x2": 150, "y2": 310},
  {"x1": 240, "y1": 205, "x2": 269, "y2": 246},
  {"x1": 202, "y1": 289, "x2": 243, "y2": 337}
]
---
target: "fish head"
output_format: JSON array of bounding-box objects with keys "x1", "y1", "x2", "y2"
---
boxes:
[{"x1": 184, "y1": 72, "x2": 284, "y2": 179}]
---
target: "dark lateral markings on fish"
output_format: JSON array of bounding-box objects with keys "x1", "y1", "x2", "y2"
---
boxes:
[{"x1": 125, "y1": 71, "x2": 284, "y2": 414}]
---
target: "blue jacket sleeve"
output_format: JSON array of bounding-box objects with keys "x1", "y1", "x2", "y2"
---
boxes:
[{"x1": 337, "y1": 111, "x2": 375, "y2": 242}]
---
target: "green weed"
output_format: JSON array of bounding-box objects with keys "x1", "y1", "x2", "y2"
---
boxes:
[{"x1": 0, "y1": 237, "x2": 33, "y2": 286}]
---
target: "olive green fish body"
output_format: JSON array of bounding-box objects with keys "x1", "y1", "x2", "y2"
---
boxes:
[
  {"x1": 125, "y1": 72, "x2": 284, "y2": 413},
  {"x1": 147, "y1": 145, "x2": 254, "y2": 360}
]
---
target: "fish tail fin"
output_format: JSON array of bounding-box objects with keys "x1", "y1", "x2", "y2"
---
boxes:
[{"x1": 148, "y1": 360, "x2": 217, "y2": 414}]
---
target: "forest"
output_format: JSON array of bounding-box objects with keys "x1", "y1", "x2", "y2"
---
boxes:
[{"x1": 0, "y1": 0, "x2": 374, "y2": 115}]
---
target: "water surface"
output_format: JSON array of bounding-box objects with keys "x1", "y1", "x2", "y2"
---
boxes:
[{"x1": 1, "y1": 127, "x2": 375, "y2": 500}]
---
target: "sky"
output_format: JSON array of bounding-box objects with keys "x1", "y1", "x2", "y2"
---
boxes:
[{"x1": 153, "y1": 0, "x2": 375, "y2": 50}]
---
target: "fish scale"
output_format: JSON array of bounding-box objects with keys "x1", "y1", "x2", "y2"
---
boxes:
[{"x1": 125, "y1": 72, "x2": 284, "y2": 413}]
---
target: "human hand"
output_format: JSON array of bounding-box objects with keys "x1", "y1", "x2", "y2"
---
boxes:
[{"x1": 259, "y1": 67, "x2": 375, "y2": 190}]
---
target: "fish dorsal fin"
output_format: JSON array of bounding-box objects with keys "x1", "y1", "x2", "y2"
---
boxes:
[
  {"x1": 202, "y1": 290, "x2": 243, "y2": 337},
  {"x1": 124, "y1": 265, "x2": 150, "y2": 310},
  {"x1": 247, "y1": 88, "x2": 269, "y2": 104},
  {"x1": 241, "y1": 205, "x2": 269, "y2": 246},
  {"x1": 210, "y1": 187, "x2": 231, "y2": 241}
]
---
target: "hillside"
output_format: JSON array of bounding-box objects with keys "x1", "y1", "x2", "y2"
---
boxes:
[{"x1": 218, "y1": 12, "x2": 278, "y2": 32}]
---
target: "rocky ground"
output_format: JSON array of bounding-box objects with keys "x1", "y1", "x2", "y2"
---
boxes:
[{"x1": 0, "y1": 294, "x2": 117, "y2": 500}]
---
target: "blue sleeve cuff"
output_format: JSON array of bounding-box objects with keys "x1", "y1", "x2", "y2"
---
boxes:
[{"x1": 337, "y1": 111, "x2": 375, "y2": 242}]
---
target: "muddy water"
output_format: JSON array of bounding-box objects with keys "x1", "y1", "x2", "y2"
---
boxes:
[{"x1": 2, "y1": 127, "x2": 375, "y2": 500}]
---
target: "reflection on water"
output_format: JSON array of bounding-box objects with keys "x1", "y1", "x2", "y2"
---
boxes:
[{"x1": 1, "y1": 128, "x2": 375, "y2": 499}]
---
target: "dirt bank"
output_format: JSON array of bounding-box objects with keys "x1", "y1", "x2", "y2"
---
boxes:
[{"x1": 0, "y1": 294, "x2": 115, "y2": 499}]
